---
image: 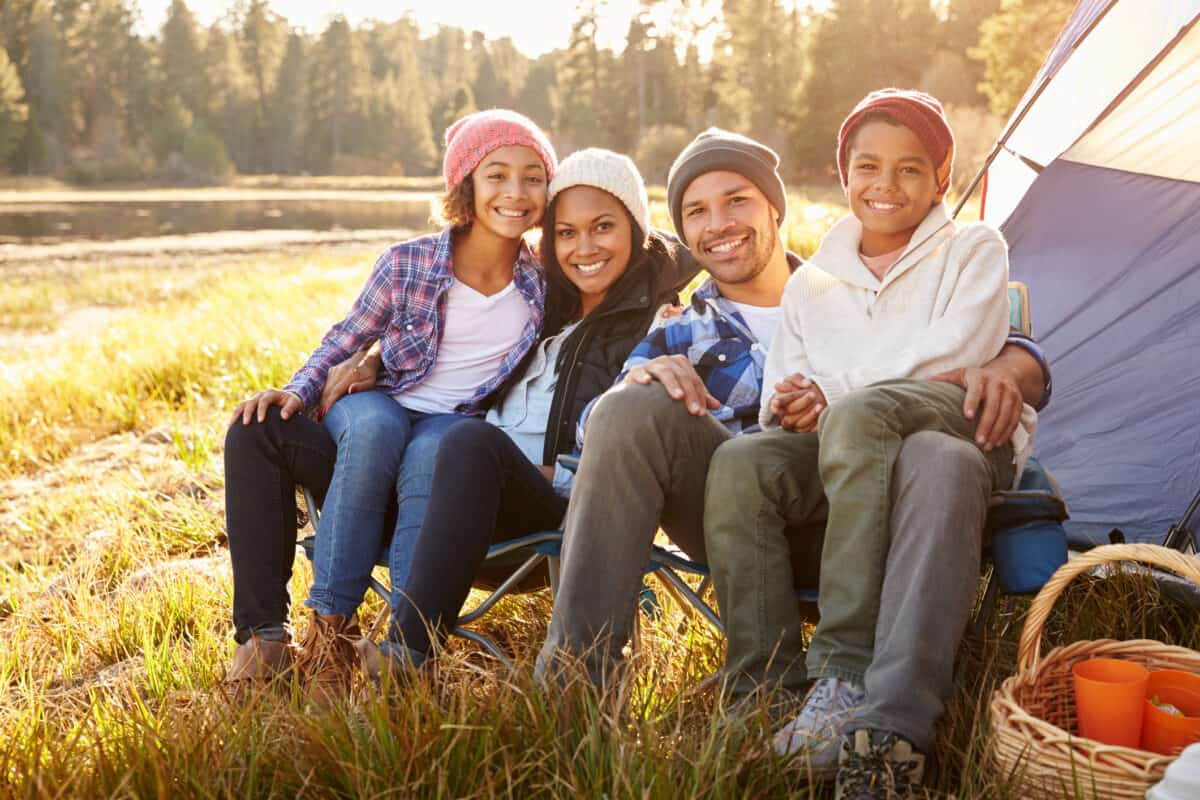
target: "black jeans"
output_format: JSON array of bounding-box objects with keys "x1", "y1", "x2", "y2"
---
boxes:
[
  {"x1": 391, "y1": 418, "x2": 568, "y2": 654},
  {"x1": 224, "y1": 406, "x2": 337, "y2": 643}
]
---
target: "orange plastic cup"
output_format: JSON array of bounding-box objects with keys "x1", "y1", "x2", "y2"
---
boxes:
[
  {"x1": 1141, "y1": 670, "x2": 1200, "y2": 755},
  {"x1": 1073, "y1": 658, "x2": 1149, "y2": 747}
]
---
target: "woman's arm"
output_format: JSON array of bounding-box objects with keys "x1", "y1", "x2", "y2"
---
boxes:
[{"x1": 317, "y1": 341, "x2": 382, "y2": 414}]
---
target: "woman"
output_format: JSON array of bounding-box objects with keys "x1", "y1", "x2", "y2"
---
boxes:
[
  {"x1": 222, "y1": 110, "x2": 556, "y2": 696},
  {"x1": 374, "y1": 148, "x2": 698, "y2": 672}
]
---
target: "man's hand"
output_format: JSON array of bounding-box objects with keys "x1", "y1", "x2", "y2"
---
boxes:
[
  {"x1": 230, "y1": 389, "x2": 303, "y2": 425},
  {"x1": 624, "y1": 354, "x2": 719, "y2": 416},
  {"x1": 931, "y1": 365, "x2": 1022, "y2": 451},
  {"x1": 319, "y1": 348, "x2": 381, "y2": 413},
  {"x1": 769, "y1": 374, "x2": 826, "y2": 432}
]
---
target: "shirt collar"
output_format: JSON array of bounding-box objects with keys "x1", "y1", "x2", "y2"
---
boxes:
[
  {"x1": 688, "y1": 250, "x2": 803, "y2": 312},
  {"x1": 433, "y1": 228, "x2": 542, "y2": 287}
]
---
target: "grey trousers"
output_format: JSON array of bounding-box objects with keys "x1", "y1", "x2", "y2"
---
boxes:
[
  {"x1": 705, "y1": 427, "x2": 996, "y2": 750},
  {"x1": 534, "y1": 381, "x2": 731, "y2": 686}
]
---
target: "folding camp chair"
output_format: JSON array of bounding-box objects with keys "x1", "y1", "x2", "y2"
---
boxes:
[{"x1": 296, "y1": 488, "x2": 566, "y2": 667}]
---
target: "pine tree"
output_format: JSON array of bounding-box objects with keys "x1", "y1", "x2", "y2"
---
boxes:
[
  {"x1": 555, "y1": 1, "x2": 608, "y2": 151},
  {"x1": 160, "y1": 0, "x2": 205, "y2": 115},
  {"x1": 267, "y1": 31, "x2": 307, "y2": 173},
  {"x1": 307, "y1": 16, "x2": 365, "y2": 172},
  {"x1": 0, "y1": 45, "x2": 29, "y2": 165}
]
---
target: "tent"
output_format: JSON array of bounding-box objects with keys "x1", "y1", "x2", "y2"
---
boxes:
[{"x1": 958, "y1": 0, "x2": 1200, "y2": 546}]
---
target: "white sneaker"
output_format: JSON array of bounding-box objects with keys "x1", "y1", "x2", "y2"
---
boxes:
[{"x1": 772, "y1": 676, "x2": 867, "y2": 777}]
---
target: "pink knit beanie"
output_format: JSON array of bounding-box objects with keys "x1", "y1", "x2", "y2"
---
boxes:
[
  {"x1": 442, "y1": 109, "x2": 557, "y2": 189},
  {"x1": 837, "y1": 89, "x2": 955, "y2": 195}
]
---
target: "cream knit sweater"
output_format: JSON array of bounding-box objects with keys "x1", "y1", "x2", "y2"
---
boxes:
[{"x1": 760, "y1": 203, "x2": 1036, "y2": 480}]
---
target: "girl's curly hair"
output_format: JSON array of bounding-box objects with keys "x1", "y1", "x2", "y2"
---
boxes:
[{"x1": 435, "y1": 177, "x2": 475, "y2": 229}]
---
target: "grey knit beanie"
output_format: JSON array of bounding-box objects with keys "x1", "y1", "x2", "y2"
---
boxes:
[
  {"x1": 549, "y1": 148, "x2": 650, "y2": 242},
  {"x1": 666, "y1": 128, "x2": 787, "y2": 238}
]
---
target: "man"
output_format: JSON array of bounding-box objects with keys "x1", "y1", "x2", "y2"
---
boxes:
[{"x1": 533, "y1": 130, "x2": 1050, "y2": 714}]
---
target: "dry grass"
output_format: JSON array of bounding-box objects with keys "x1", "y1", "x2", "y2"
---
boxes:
[{"x1": 1, "y1": 208, "x2": 1196, "y2": 798}]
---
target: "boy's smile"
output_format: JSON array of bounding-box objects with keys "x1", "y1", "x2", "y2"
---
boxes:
[{"x1": 845, "y1": 120, "x2": 943, "y2": 257}]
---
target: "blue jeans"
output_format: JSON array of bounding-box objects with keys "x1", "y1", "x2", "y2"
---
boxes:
[{"x1": 304, "y1": 390, "x2": 461, "y2": 618}]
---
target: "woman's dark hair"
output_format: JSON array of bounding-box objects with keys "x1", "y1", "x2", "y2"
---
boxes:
[{"x1": 540, "y1": 192, "x2": 661, "y2": 336}]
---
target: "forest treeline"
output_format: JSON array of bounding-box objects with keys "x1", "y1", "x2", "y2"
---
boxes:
[{"x1": 0, "y1": 0, "x2": 1074, "y2": 187}]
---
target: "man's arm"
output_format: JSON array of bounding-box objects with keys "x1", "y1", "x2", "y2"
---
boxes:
[{"x1": 931, "y1": 339, "x2": 1049, "y2": 451}]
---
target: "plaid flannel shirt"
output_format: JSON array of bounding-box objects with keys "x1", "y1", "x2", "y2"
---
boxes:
[
  {"x1": 284, "y1": 227, "x2": 544, "y2": 415},
  {"x1": 578, "y1": 253, "x2": 1051, "y2": 446},
  {"x1": 575, "y1": 272, "x2": 783, "y2": 447}
]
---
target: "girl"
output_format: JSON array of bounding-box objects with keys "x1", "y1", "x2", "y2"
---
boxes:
[
  {"x1": 222, "y1": 110, "x2": 556, "y2": 698},
  {"x1": 371, "y1": 148, "x2": 698, "y2": 673}
]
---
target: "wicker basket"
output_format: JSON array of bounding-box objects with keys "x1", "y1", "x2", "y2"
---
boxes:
[{"x1": 989, "y1": 543, "x2": 1200, "y2": 799}]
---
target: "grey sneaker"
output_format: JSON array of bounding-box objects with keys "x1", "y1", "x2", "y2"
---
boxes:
[
  {"x1": 772, "y1": 676, "x2": 867, "y2": 777},
  {"x1": 835, "y1": 729, "x2": 926, "y2": 800}
]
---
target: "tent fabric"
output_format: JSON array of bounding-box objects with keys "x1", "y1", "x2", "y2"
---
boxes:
[
  {"x1": 1064, "y1": 19, "x2": 1200, "y2": 183},
  {"x1": 984, "y1": 0, "x2": 1200, "y2": 225},
  {"x1": 982, "y1": 1, "x2": 1200, "y2": 545},
  {"x1": 1034, "y1": 0, "x2": 1113, "y2": 83},
  {"x1": 1002, "y1": 161, "x2": 1200, "y2": 545}
]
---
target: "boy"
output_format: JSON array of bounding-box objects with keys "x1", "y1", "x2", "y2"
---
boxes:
[{"x1": 704, "y1": 89, "x2": 1037, "y2": 798}]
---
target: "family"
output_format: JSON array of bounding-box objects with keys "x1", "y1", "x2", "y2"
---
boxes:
[{"x1": 222, "y1": 90, "x2": 1051, "y2": 799}]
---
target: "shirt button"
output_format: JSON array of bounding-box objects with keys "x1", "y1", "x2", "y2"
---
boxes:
[
  {"x1": 405, "y1": 323, "x2": 414, "y2": 331},
  {"x1": 750, "y1": 343, "x2": 760, "y2": 351},
  {"x1": 717, "y1": 353, "x2": 727, "y2": 362}
]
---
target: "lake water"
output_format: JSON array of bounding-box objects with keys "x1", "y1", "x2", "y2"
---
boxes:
[{"x1": 0, "y1": 197, "x2": 438, "y2": 244}]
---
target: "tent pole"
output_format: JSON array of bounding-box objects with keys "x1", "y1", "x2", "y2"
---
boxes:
[{"x1": 951, "y1": 0, "x2": 1122, "y2": 220}]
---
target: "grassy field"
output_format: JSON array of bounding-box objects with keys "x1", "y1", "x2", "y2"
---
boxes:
[{"x1": 0, "y1": 195, "x2": 1193, "y2": 798}]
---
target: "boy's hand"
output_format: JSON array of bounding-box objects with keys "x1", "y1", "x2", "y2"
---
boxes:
[
  {"x1": 771, "y1": 374, "x2": 826, "y2": 432},
  {"x1": 930, "y1": 365, "x2": 1022, "y2": 451},
  {"x1": 625, "y1": 355, "x2": 720, "y2": 416},
  {"x1": 230, "y1": 389, "x2": 303, "y2": 425},
  {"x1": 320, "y1": 348, "x2": 381, "y2": 413}
]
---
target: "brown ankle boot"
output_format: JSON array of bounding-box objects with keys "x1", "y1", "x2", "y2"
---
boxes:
[
  {"x1": 225, "y1": 635, "x2": 296, "y2": 685},
  {"x1": 295, "y1": 612, "x2": 361, "y2": 708}
]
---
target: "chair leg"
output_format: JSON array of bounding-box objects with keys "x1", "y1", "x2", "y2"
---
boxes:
[
  {"x1": 548, "y1": 554, "x2": 560, "y2": 599},
  {"x1": 972, "y1": 570, "x2": 999, "y2": 639},
  {"x1": 456, "y1": 554, "x2": 546, "y2": 625},
  {"x1": 365, "y1": 573, "x2": 392, "y2": 640},
  {"x1": 654, "y1": 567, "x2": 724, "y2": 634},
  {"x1": 450, "y1": 627, "x2": 515, "y2": 669}
]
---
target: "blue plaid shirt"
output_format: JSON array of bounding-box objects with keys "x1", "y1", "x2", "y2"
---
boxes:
[
  {"x1": 579, "y1": 256, "x2": 1052, "y2": 445},
  {"x1": 284, "y1": 227, "x2": 544, "y2": 415}
]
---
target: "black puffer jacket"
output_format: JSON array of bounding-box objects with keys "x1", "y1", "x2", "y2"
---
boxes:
[{"x1": 490, "y1": 228, "x2": 700, "y2": 465}]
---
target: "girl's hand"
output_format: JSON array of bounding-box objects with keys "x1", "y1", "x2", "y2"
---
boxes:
[
  {"x1": 319, "y1": 348, "x2": 382, "y2": 413},
  {"x1": 230, "y1": 389, "x2": 303, "y2": 425}
]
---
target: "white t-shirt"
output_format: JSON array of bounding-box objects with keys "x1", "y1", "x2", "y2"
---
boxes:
[
  {"x1": 727, "y1": 300, "x2": 782, "y2": 349},
  {"x1": 401, "y1": 279, "x2": 531, "y2": 414}
]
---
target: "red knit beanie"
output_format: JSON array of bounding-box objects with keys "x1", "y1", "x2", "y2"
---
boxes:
[
  {"x1": 837, "y1": 89, "x2": 955, "y2": 195},
  {"x1": 442, "y1": 109, "x2": 557, "y2": 190}
]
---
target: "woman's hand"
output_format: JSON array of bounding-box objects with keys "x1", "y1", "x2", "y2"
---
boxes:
[
  {"x1": 230, "y1": 389, "x2": 303, "y2": 425},
  {"x1": 319, "y1": 348, "x2": 382, "y2": 414}
]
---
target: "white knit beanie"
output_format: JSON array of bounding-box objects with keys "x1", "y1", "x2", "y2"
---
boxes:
[{"x1": 548, "y1": 148, "x2": 650, "y2": 241}]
